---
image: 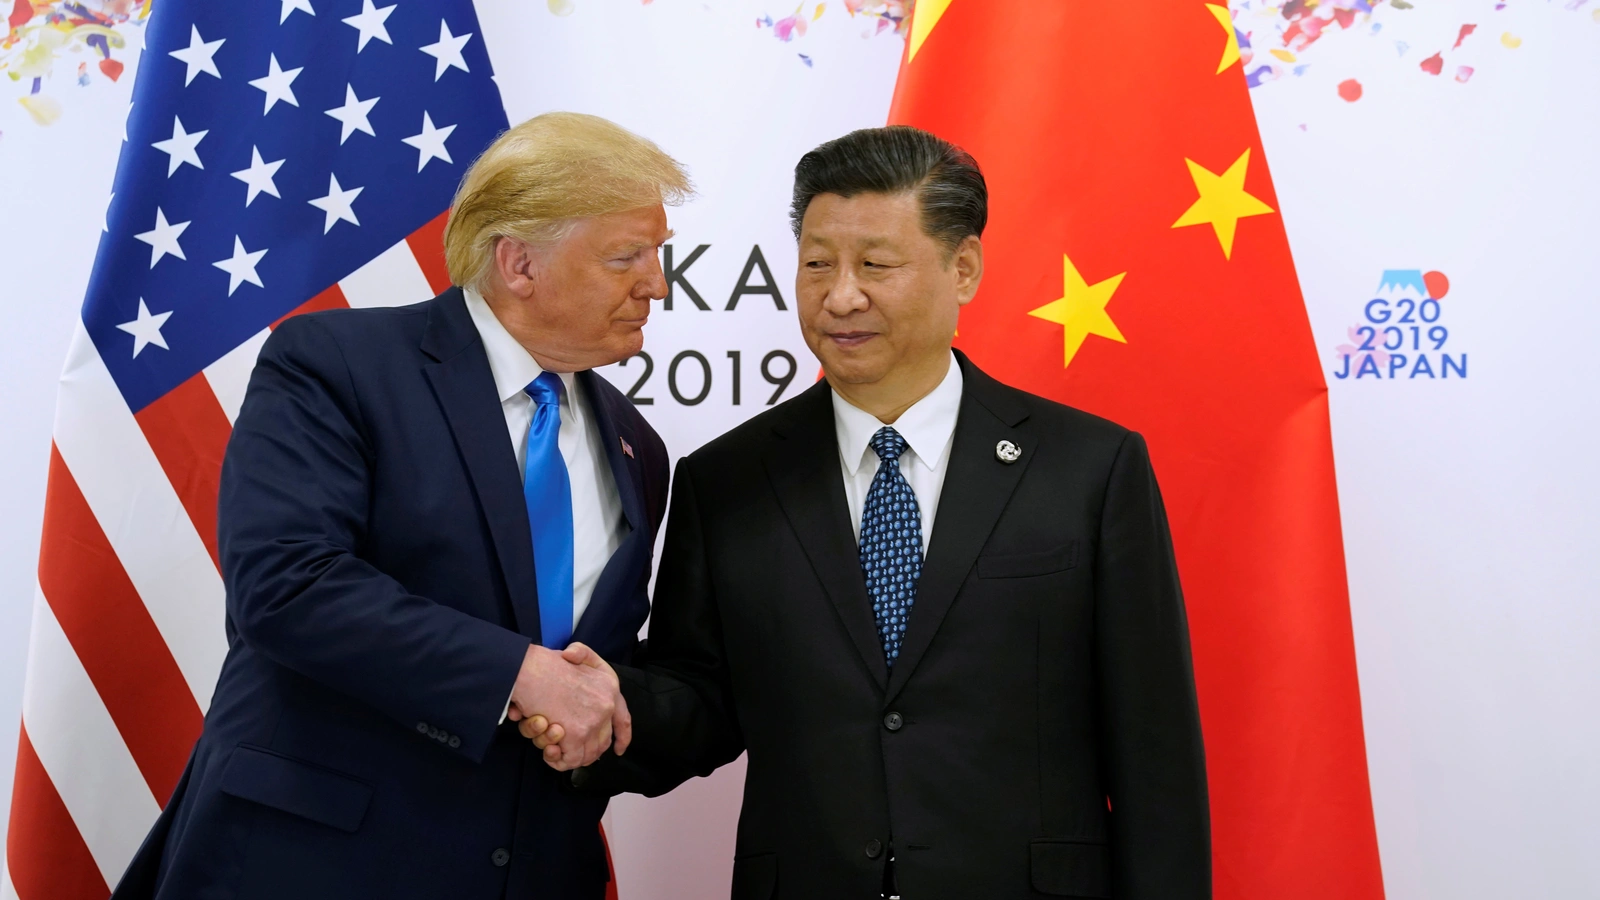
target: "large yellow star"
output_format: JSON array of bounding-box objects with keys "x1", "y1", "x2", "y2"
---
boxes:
[
  {"x1": 908, "y1": 0, "x2": 955, "y2": 61},
  {"x1": 1028, "y1": 253, "x2": 1127, "y2": 369},
  {"x1": 1171, "y1": 149, "x2": 1275, "y2": 260},
  {"x1": 1207, "y1": 3, "x2": 1241, "y2": 74}
]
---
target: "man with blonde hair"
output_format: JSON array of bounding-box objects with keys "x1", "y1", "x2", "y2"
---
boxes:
[{"x1": 110, "y1": 112, "x2": 689, "y2": 900}]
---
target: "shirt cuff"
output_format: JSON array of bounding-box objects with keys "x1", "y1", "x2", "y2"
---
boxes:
[{"x1": 500, "y1": 690, "x2": 514, "y2": 725}]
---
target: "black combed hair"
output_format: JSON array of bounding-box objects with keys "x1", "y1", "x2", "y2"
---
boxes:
[{"x1": 790, "y1": 125, "x2": 987, "y2": 253}]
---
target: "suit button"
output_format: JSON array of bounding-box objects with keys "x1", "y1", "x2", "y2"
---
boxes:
[
  {"x1": 448, "y1": 735, "x2": 461, "y2": 749},
  {"x1": 883, "y1": 712, "x2": 904, "y2": 732},
  {"x1": 864, "y1": 839, "x2": 883, "y2": 859},
  {"x1": 416, "y1": 722, "x2": 428, "y2": 734},
  {"x1": 491, "y1": 848, "x2": 511, "y2": 867}
]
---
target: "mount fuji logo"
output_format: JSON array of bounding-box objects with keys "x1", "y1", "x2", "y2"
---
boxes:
[{"x1": 1333, "y1": 269, "x2": 1467, "y2": 381}]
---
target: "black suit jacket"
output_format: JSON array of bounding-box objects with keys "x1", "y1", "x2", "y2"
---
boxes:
[
  {"x1": 588, "y1": 351, "x2": 1209, "y2": 899},
  {"x1": 112, "y1": 289, "x2": 669, "y2": 900}
]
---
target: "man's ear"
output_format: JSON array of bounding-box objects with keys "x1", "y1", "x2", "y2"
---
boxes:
[
  {"x1": 492, "y1": 236, "x2": 538, "y2": 299},
  {"x1": 953, "y1": 235, "x2": 984, "y2": 306}
]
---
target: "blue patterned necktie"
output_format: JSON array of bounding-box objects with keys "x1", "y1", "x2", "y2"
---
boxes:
[
  {"x1": 860, "y1": 426, "x2": 923, "y2": 667},
  {"x1": 523, "y1": 372, "x2": 575, "y2": 649}
]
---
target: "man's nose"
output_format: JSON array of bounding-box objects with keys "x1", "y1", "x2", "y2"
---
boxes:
[
  {"x1": 640, "y1": 253, "x2": 668, "y2": 300},
  {"x1": 822, "y1": 270, "x2": 870, "y2": 315},
  {"x1": 640, "y1": 262, "x2": 665, "y2": 301}
]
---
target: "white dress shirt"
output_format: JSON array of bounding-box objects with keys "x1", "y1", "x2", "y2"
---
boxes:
[
  {"x1": 463, "y1": 288, "x2": 628, "y2": 631},
  {"x1": 832, "y1": 352, "x2": 964, "y2": 551}
]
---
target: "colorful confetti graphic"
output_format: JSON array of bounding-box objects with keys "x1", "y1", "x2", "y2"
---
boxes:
[
  {"x1": 2, "y1": 0, "x2": 149, "y2": 126},
  {"x1": 758, "y1": 0, "x2": 909, "y2": 61},
  {"x1": 1229, "y1": 0, "x2": 1595, "y2": 99}
]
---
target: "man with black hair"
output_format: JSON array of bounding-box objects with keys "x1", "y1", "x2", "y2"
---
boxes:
[{"x1": 530, "y1": 126, "x2": 1211, "y2": 899}]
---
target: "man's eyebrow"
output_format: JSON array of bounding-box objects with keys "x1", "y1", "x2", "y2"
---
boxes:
[
  {"x1": 610, "y1": 230, "x2": 675, "y2": 255},
  {"x1": 800, "y1": 235, "x2": 895, "y2": 251}
]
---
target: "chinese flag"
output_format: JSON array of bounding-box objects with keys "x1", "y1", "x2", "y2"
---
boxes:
[{"x1": 889, "y1": 2, "x2": 1385, "y2": 898}]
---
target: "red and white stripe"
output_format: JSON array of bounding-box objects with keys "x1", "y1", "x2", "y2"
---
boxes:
[{"x1": 2, "y1": 214, "x2": 454, "y2": 899}]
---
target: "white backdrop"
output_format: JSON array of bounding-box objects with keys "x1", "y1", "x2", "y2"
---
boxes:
[
  {"x1": 1254, "y1": 2, "x2": 1600, "y2": 894},
  {"x1": 2, "y1": 1, "x2": 1597, "y2": 897}
]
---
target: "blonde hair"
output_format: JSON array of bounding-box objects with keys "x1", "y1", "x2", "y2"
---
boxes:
[{"x1": 443, "y1": 112, "x2": 693, "y2": 292}]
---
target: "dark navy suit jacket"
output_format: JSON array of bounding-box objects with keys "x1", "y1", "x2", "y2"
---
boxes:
[{"x1": 111, "y1": 288, "x2": 669, "y2": 900}]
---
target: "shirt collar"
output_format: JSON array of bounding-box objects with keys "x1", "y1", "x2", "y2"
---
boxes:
[
  {"x1": 463, "y1": 287, "x2": 578, "y2": 408},
  {"x1": 832, "y1": 352, "x2": 964, "y2": 478}
]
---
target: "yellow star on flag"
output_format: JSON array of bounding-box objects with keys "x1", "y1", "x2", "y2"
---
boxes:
[
  {"x1": 1028, "y1": 253, "x2": 1127, "y2": 369},
  {"x1": 1171, "y1": 148, "x2": 1275, "y2": 260},
  {"x1": 1206, "y1": 3, "x2": 1241, "y2": 74},
  {"x1": 908, "y1": 0, "x2": 956, "y2": 61}
]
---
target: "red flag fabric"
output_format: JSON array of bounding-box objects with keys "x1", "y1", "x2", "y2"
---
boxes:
[{"x1": 889, "y1": 2, "x2": 1385, "y2": 897}]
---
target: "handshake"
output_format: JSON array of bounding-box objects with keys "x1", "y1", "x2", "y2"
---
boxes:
[{"x1": 506, "y1": 643, "x2": 629, "y2": 771}]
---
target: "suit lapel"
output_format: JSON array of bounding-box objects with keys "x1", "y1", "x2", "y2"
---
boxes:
[
  {"x1": 570, "y1": 371, "x2": 648, "y2": 649},
  {"x1": 421, "y1": 290, "x2": 543, "y2": 642},
  {"x1": 577, "y1": 370, "x2": 645, "y2": 533},
  {"x1": 886, "y1": 353, "x2": 1033, "y2": 701},
  {"x1": 765, "y1": 382, "x2": 888, "y2": 691}
]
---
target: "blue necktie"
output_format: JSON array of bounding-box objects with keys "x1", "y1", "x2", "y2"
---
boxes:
[
  {"x1": 523, "y1": 372, "x2": 575, "y2": 649},
  {"x1": 860, "y1": 427, "x2": 923, "y2": 666}
]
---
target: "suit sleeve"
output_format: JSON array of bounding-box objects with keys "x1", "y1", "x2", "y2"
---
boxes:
[
  {"x1": 1094, "y1": 430, "x2": 1212, "y2": 898},
  {"x1": 578, "y1": 458, "x2": 745, "y2": 796},
  {"x1": 219, "y1": 315, "x2": 530, "y2": 764}
]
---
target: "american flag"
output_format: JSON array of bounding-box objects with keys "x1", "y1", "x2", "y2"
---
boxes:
[{"x1": 3, "y1": 1, "x2": 508, "y2": 896}]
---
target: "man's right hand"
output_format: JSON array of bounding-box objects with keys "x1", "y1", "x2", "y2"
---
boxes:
[{"x1": 506, "y1": 644, "x2": 622, "y2": 768}]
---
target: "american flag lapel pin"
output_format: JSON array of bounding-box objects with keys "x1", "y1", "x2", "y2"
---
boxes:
[{"x1": 619, "y1": 436, "x2": 634, "y2": 459}]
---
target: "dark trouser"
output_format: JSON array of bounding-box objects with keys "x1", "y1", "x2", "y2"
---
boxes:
[{"x1": 881, "y1": 851, "x2": 900, "y2": 899}]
